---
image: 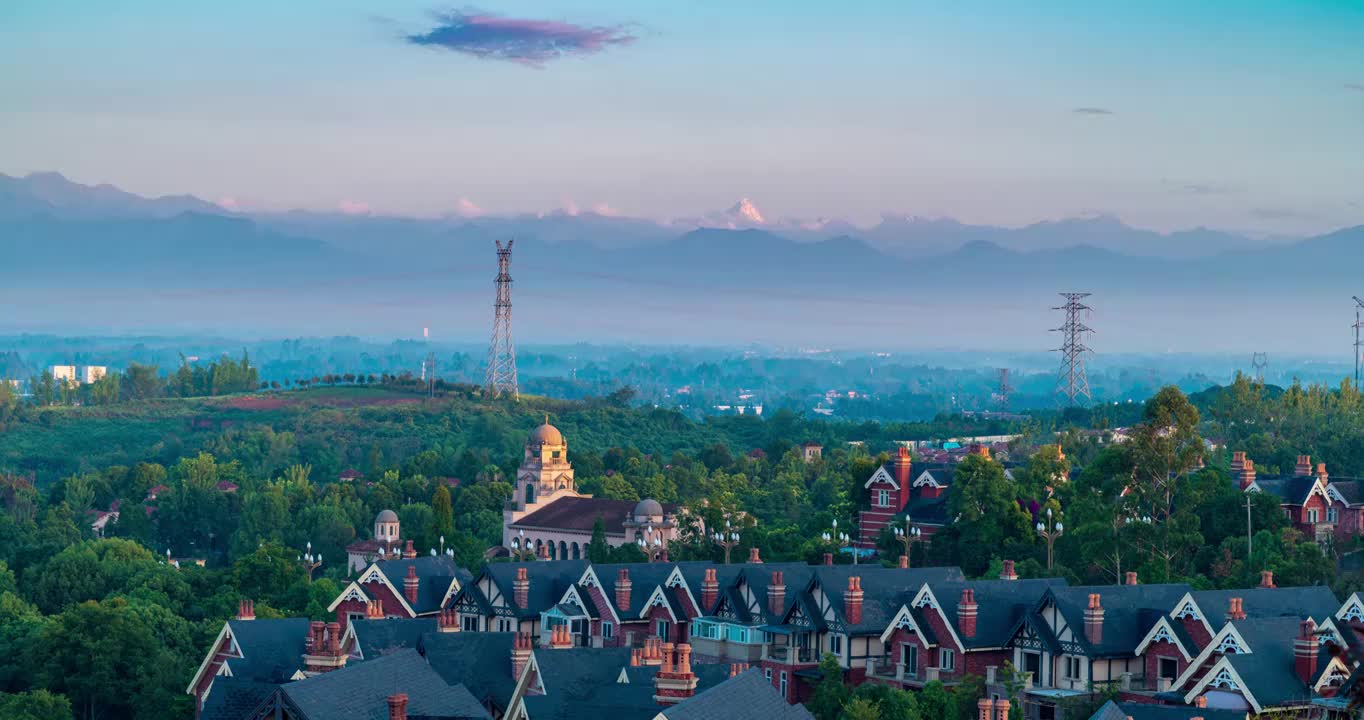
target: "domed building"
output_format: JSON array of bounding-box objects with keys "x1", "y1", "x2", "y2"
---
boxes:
[
  {"x1": 503, "y1": 422, "x2": 686, "y2": 560},
  {"x1": 345, "y1": 508, "x2": 411, "y2": 572}
]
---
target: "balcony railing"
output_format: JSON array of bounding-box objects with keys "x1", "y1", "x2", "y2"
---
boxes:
[{"x1": 766, "y1": 646, "x2": 816, "y2": 664}]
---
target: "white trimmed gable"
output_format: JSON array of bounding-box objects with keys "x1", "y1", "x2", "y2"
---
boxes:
[
  {"x1": 1183, "y1": 657, "x2": 1261, "y2": 713},
  {"x1": 878, "y1": 604, "x2": 936, "y2": 647},
  {"x1": 640, "y1": 586, "x2": 677, "y2": 621},
  {"x1": 864, "y1": 466, "x2": 899, "y2": 490},
  {"x1": 1336, "y1": 593, "x2": 1364, "y2": 623},
  {"x1": 1134, "y1": 617, "x2": 1192, "y2": 661},
  {"x1": 912, "y1": 470, "x2": 941, "y2": 489}
]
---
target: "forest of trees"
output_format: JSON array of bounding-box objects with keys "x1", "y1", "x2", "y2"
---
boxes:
[{"x1": 1, "y1": 374, "x2": 1362, "y2": 718}]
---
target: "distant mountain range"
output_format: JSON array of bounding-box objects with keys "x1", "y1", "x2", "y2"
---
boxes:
[{"x1": 2, "y1": 171, "x2": 1360, "y2": 351}]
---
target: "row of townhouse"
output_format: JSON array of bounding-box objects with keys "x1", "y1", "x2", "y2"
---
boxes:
[
  {"x1": 441, "y1": 554, "x2": 1363, "y2": 718},
  {"x1": 189, "y1": 598, "x2": 812, "y2": 719},
  {"x1": 1234, "y1": 452, "x2": 1364, "y2": 546}
]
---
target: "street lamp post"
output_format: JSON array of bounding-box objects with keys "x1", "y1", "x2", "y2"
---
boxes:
[
  {"x1": 892, "y1": 518, "x2": 923, "y2": 567},
  {"x1": 823, "y1": 518, "x2": 856, "y2": 565},
  {"x1": 1036, "y1": 508, "x2": 1064, "y2": 570},
  {"x1": 300, "y1": 541, "x2": 323, "y2": 583},
  {"x1": 510, "y1": 529, "x2": 535, "y2": 561},
  {"x1": 712, "y1": 520, "x2": 741, "y2": 564}
]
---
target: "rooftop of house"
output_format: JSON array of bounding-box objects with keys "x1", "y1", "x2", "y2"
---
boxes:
[
  {"x1": 419, "y1": 631, "x2": 520, "y2": 712},
  {"x1": 659, "y1": 668, "x2": 815, "y2": 720},
  {"x1": 930, "y1": 578, "x2": 1069, "y2": 649},
  {"x1": 369, "y1": 555, "x2": 471, "y2": 614},
  {"x1": 346, "y1": 617, "x2": 437, "y2": 660},
  {"x1": 1088, "y1": 699, "x2": 1243, "y2": 720},
  {"x1": 281, "y1": 648, "x2": 489, "y2": 720},
  {"x1": 1046, "y1": 584, "x2": 1194, "y2": 657},
  {"x1": 223, "y1": 617, "x2": 313, "y2": 683},
  {"x1": 1220, "y1": 616, "x2": 1321, "y2": 709}
]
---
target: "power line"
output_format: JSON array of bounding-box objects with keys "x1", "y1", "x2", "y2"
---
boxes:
[
  {"x1": 1052, "y1": 292, "x2": 1093, "y2": 407},
  {"x1": 485, "y1": 240, "x2": 518, "y2": 400}
]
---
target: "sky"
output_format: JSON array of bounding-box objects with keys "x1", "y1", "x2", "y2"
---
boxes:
[{"x1": 2, "y1": 0, "x2": 1362, "y2": 235}]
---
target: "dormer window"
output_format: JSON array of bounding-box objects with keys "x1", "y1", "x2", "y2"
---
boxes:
[{"x1": 877, "y1": 489, "x2": 890, "y2": 507}]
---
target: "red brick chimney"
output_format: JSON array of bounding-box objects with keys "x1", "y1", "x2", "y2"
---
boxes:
[
  {"x1": 366, "y1": 598, "x2": 385, "y2": 619},
  {"x1": 325, "y1": 621, "x2": 341, "y2": 655},
  {"x1": 1125, "y1": 572, "x2": 1138, "y2": 586},
  {"x1": 1239, "y1": 459, "x2": 1257, "y2": 490},
  {"x1": 237, "y1": 599, "x2": 255, "y2": 621},
  {"x1": 615, "y1": 568, "x2": 632, "y2": 612},
  {"x1": 1000, "y1": 560, "x2": 1017, "y2": 581},
  {"x1": 387, "y1": 693, "x2": 408, "y2": 720},
  {"x1": 1259, "y1": 570, "x2": 1276, "y2": 589},
  {"x1": 994, "y1": 699, "x2": 1010, "y2": 720},
  {"x1": 1295, "y1": 619, "x2": 1319, "y2": 684},
  {"x1": 898, "y1": 555, "x2": 909, "y2": 569},
  {"x1": 403, "y1": 539, "x2": 417, "y2": 560},
  {"x1": 653, "y1": 643, "x2": 698, "y2": 705},
  {"x1": 514, "y1": 567, "x2": 529, "y2": 608},
  {"x1": 748, "y1": 547, "x2": 762, "y2": 564},
  {"x1": 728, "y1": 662, "x2": 750, "y2": 677},
  {"x1": 404, "y1": 565, "x2": 419, "y2": 606},
  {"x1": 1230, "y1": 451, "x2": 1246, "y2": 475},
  {"x1": 438, "y1": 607, "x2": 459, "y2": 633},
  {"x1": 551, "y1": 624, "x2": 573, "y2": 649},
  {"x1": 1194, "y1": 696, "x2": 1207, "y2": 709},
  {"x1": 892, "y1": 446, "x2": 913, "y2": 491},
  {"x1": 1317, "y1": 463, "x2": 1329, "y2": 483},
  {"x1": 1226, "y1": 597, "x2": 1246, "y2": 622},
  {"x1": 511, "y1": 633, "x2": 532, "y2": 678},
  {"x1": 958, "y1": 589, "x2": 978, "y2": 638},
  {"x1": 978, "y1": 699, "x2": 994, "y2": 720},
  {"x1": 823, "y1": 552, "x2": 834, "y2": 566},
  {"x1": 1084, "y1": 593, "x2": 1104, "y2": 645},
  {"x1": 701, "y1": 568, "x2": 718, "y2": 610},
  {"x1": 844, "y1": 576, "x2": 864, "y2": 625},
  {"x1": 769, "y1": 572, "x2": 786, "y2": 616},
  {"x1": 306, "y1": 620, "x2": 324, "y2": 653},
  {"x1": 1295, "y1": 455, "x2": 1312, "y2": 477}
]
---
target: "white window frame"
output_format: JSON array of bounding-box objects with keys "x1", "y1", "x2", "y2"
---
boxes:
[
  {"x1": 877, "y1": 489, "x2": 890, "y2": 507},
  {"x1": 940, "y1": 648, "x2": 956, "y2": 671},
  {"x1": 1064, "y1": 656, "x2": 1082, "y2": 680},
  {"x1": 829, "y1": 634, "x2": 843, "y2": 655},
  {"x1": 779, "y1": 671, "x2": 788, "y2": 697},
  {"x1": 657, "y1": 620, "x2": 668, "y2": 638},
  {"x1": 602, "y1": 622, "x2": 614, "y2": 639},
  {"x1": 1328, "y1": 507, "x2": 1339, "y2": 523},
  {"x1": 1309, "y1": 508, "x2": 1320, "y2": 523}
]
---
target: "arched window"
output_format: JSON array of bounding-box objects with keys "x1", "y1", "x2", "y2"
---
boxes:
[
  {"x1": 571, "y1": 542, "x2": 580, "y2": 559},
  {"x1": 525, "y1": 482, "x2": 536, "y2": 504},
  {"x1": 549, "y1": 542, "x2": 557, "y2": 560},
  {"x1": 559, "y1": 541, "x2": 568, "y2": 560}
]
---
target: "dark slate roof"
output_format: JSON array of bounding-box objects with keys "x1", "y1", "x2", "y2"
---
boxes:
[
  {"x1": 1252, "y1": 475, "x2": 1318, "y2": 505},
  {"x1": 1330, "y1": 480, "x2": 1364, "y2": 506},
  {"x1": 281, "y1": 648, "x2": 490, "y2": 720},
  {"x1": 1224, "y1": 616, "x2": 1316, "y2": 708},
  {"x1": 224, "y1": 618, "x2": 311, "y2": 683},
  {"x1": 372, "y1": 556, "x2": 471, "y2": 615},
  {"x1": 661, "y1": 668, "x2": 815, "y2": 720},
  {"x1": 533, "y1": 646, "x2": 635, "y2": 697},
  {"x1": 420, "y1": 631, "x2": 519, "y2": 711},
  {"x1": 1191, "y1": 586, "x2": 1340, "y2": 627},
  {"x1": 933, "y1": 578, "x2": 1068, "y2": 649},
  {"x1": 522, "y1": 652, "x2": 735, "y2": 720},
  {"x1": 905, "y1": 496, "x2": 949, "y2": 526},
  {"x1": 787, "y1": 565, "x2": 966, "y2": 635},
  {"x1": 349, "y1": 618, "x2": 437, "y2": 660},
  {"x1": 1088, "y1": 699, "x2": 1244, "y2": 720},
  {"x1": 469, "y1": 560, "x2": 590, "y2": 618},
  {"x1": 1049, "y1": 584, "x2": 1193, "y2": 657},
  {"x1": 510, "y1": 497, "x2": 679, "y2": 535},
  {"x1": 199, "y1": 676, "x2": 279, "y2": 720},
  {"x1": 592, "y1": 561, "x2": 692, "y2": 619}
]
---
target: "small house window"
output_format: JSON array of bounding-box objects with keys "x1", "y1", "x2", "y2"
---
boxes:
[
  {"x1": 829, "y1": 634, "x2": 843, "y2": 655},
  {"x1": 657, "y1": 620, "x2": 668, "y2": 639},
  {"x1": 1064, "y1": 657, "x2": 1082, "y2": 680},
  {"x1": 1308, "y1": 508, "x2": 1319, "y2": 523},
  {"x1": 940, "y1": 648, "x2": 956, "y2": 671},
  {"x1": 1159, "y1": 657, "x2": 1178, "y2": 681},
  {"x1": 779, "y1": 671, "x2": 788, "y2": 697},
  {"x1": 1328, "y1": 508, "x2": 1339, "y2": 523},
  {"x1": 877, "y1": 489, "x2": 890, "y2": 507},
  {"x1": 602, "y1": 622, "x2": 614, "y2": 639},
  {"x1": 462, "y1": 615, "x2": 480, "y2": 632}
]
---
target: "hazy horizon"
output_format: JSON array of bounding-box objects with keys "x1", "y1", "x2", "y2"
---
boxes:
[{"x1": 3, "y1": 1, "x2": 1362, "y2": 235}]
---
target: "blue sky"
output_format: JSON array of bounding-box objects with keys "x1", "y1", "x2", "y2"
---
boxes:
[{"x1": 2, "y1": 0, "x2": 1361, "y2": 234}]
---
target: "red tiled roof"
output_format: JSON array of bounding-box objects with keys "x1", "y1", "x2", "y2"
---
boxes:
[
  {"x1": 509, "y1": 497, "x2": 679, "y2": 535},
  {"x1": 339, "y1": 469, "x2": 363, "y2": 480}
]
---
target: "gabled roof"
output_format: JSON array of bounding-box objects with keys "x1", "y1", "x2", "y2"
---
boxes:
[
  {"x1": 347, "y1": 617, "x2": 437, "y2": 660},
  {"x1": 1219, "y1": 617, "x2": 1317, "y2": 710},
  {"x1": 419, "y1": 631, "x2": 519, "y2": 712},
  {"x1": 1251, "y1": 475, "x2": 1320, "y2": 505},
  {"x1": 775, "y1": 565, "x2": 966, "y2": 635},
  {"x1": 466, "y1": 561, "x2": 591, "y2": 618},
  {"x1": 1189, "y1": 586, "x2": 1340, "y2": 630},
  {"x1": 1047, "y1": 584, "x2": 1193, "y2": 657},
  {"x1": 371, "y1": 556, "x2": 471, "y2": 615},
  {"x1": 223, "y1": 617, "x2": 312, "y2": 683},
  {"x1": 658, "y1": 668, "x2": 815, "y2": 720},
  {"x1": 280, "y1": 648, "x2": 490, "y2": 720},
  {"x1": 928, "y1": 578, "x2": 1067, "y2": 650}
]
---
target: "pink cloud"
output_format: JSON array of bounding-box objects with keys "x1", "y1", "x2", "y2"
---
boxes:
[
  {"x1": 454, "y1": 196, "x2": 483, "y2": 217},
  {"x1": 405, "y1": 10, "x2": 636, "y2": 67}
]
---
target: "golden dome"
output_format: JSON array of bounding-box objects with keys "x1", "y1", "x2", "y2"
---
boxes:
[{"x1": 529, "y1": 422, "x2": 564, "y2": 447}]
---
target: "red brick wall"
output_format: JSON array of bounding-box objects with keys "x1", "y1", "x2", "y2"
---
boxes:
[
  {"x1": 1143, "y1": 640, "x2": 1184, "y2": 689},
  {"x1": 584, "y1": 584, "x2": 624, "y2": 647},
  {"x1": 644, "y1": 605, "x2": 680, "y2": 643},
  {"x1": 1179, "y1": 616, "x2": 1212, "y2": 650},
  {"x1": 334, "y1": 598, "x2": 368, "y2": 628},
  {"x1": 962, "y1": 649, "x2": 1010, "y2": 679},
  {"x1": 192, "y1": 630, "x2": 235, "y2": 719}
]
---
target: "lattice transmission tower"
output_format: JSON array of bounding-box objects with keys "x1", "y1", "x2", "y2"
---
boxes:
[
  {"x1": 485, "y1": 240, "x2": 519, "y2": 399},
  {"x1": 1051, "y1": 292, "x2": 1093, "y2": 406},
  {"x1": 1353, "y1": 296, "x2": 1364, "y2": 385},
  {"x1": 1250, "y1": 352, "x2": 1268, "y2": 384},
  {"x1": 994, "y1": 368, "x2": 1012, "y2": 411}
]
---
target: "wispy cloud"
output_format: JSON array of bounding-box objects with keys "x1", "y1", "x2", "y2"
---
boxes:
[
  {"x1": 1073, "y1": 107, "x2": 1115, "y2": 116},
  {"x1": 405, "y1": 8, "x2": 635, "y2": 66},
  {"x1": 453, "y1": 196, "x2": 483, "y2": 217},
  {"x1": 1347, "y1": 83, "x2": 1364, "y2": 92},
  {"x1": 1161, "y1": 179, "x2": 1241, "y2": 197}
]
